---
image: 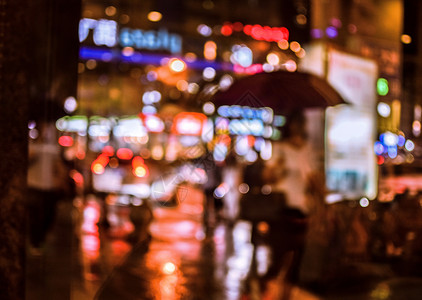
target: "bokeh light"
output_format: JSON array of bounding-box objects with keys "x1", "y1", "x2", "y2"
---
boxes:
[
  {"x1": 105, "y1": 6, "x2": 117, "y2": 16},
  {"x1": 401, "y1": 34, "x2": 412, "y2": 44},
  {"x1": 377, "y1": 102, "x2": 391, "y2": 117},
  {"x1": 169, "y1": 58, "x2": 186, "y2": 72},
  {"x1": 64, "y1": 96, "x2": 78, "y2": 113},
  {"x1": 148, "y1": 11, "x2": 162, "y2": 22},
  {"x1": 289, "y1": 41, "x2": 301, "y2": 52},
  {"x1": 277, "y1": 39, "x2": 289, "y2": 50},
  {"x1": 266, "y1": 53, "x2": 280, "y2": 65}
]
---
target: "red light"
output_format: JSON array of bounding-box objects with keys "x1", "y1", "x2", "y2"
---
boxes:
[
  {"x1": 132, "y1": 156, "x2": 144, "y2": 168},
  {"x1": 233, "y1": 22, "x2": 243, "y2": 31},
  {"x1": 70, "y1": 170, "x2": 84, "y2": 186},
  {"x1": 251, "y1": 25, "x2": 263, "y2": 40},
  {"x1": 377, "y1": 155, "x2": 385, "y2": 165},
  {"x1": 221, "y1": 24, "x2": 233, "y2": 36},
  {"x1": 76, "y1": 150, "x2": 86, "y2": 160},
  {"x1": 96, "y1": 153, "x2": 110, "y2": 166},
  {"x1": 116, "y1": 148, "x2": 133, "y2": 160},
  {"x1": 102, "y1": 145, "x2": 115, "y2": 156},
  {"x1": 58, "y1": 136, "x2": 73, "y2": 147},
  {"x1": 243, "y1": 24, "x2": 252, "y2": 35}
]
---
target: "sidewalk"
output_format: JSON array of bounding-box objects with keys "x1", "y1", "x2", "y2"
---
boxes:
[{"x1": 25, "y1": 188, "x2": 422, "y2": 300}]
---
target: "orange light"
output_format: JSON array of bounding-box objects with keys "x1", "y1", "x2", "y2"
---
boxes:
[
  {"x1": 132, "y1": 156, "x2": 149, "y2": 177},
  {"x1": 147, "y1": 11, "x2": 162, "y2": 22},
  {"x1": 92, "y1": 163, "x2": 105, "y2": 175},
  {"x1": 116, "y1": 148, "x2": 133, "y2": 160},
  {"x1": 58, "y1": 136, "x2": 73, "y2": 147},
  {"x1": 133, "y1": 166, "x2": 148, "y2": 177},
  {"x1": 132, "y1": 156, "x2": 144, "y2": 167},
  {"x1": 171, "y1": 112, "x2": 207, "y2": 135},
  {"x1": 162, "y1": 262, "x2": 176, "y2": 275}
]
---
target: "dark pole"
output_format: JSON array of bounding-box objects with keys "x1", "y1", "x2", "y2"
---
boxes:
[
  {"x1": 0, "y1": 0, "x2": 81, "y2": 298},
  {"x1": 0, "y1": 0, "x2": 30, "y2": 299}
]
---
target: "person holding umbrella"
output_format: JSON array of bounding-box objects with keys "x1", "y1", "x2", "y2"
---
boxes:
[{"x1": 260, "y1": 109, "x2": 324, "y2": 300}]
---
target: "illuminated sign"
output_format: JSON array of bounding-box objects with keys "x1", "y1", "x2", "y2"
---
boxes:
[
  {"x1": 217, "y1": 105, "x2": 273, "y2": 124},
  {"x1": 216, "y1": 22, "x2": 289, "y2": 42},
  {"x1": 171, "y1": 112, "x2": 207, "y2": 136},
  {"x1": 79, "y1": 18, "x2": 182, "y2": 54}
]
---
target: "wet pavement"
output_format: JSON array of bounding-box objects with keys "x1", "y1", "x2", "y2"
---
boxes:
[{"x1": 26, "y1": 184, "x2": 422, "y2": 300}]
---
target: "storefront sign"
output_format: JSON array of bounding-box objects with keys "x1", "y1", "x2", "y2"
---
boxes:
[
  {"x1": 79, "y1": 18, "x2": 182, "y2": 54},
  {"x1": 325, "y1": 50, "x2": 378, "y2": 200}
]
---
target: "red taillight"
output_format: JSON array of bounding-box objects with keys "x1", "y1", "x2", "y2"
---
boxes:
[
  {"x1": 102, "y1": 145, "x2": 115, "y2": 156},
  {"x1": 58, "y1": 136, "x2": 73, "y2": 147},
  {"x1": 116, "y1": 148, "x2": 133, "y2": 160}
]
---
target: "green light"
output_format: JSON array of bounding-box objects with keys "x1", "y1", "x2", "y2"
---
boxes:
[{"x1": 377, "y1": 78, "x2": 389, "y2": 96}]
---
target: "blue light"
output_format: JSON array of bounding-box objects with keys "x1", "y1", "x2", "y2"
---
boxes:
[
  {"x1": 326, "y1": 26, "x2": 338, "y2": 38},
  {"x1": 387, "y1": 146, "x2": 397, "y2": 158},
  {"x1": 374, "y1": 141, "x2": 384, "y2": 155},
  {"x1": 310, "y1": 28, "x2": 323, "y2": 39},
  {"x1": 398, "y1": 135, "x2": 405, "y2": 147},
  {"x1": 79, "y1": 46, "x2": 233, "y2": 71}
]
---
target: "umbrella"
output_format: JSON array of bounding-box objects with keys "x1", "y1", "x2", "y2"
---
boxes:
[{"x1": 212, "y1": 70, "x2": 347, "y2": 114}]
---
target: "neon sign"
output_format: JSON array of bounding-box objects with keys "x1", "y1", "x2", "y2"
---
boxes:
[
  {"x1": 217, "y1": 22, "x2": 289, "y2": 42},
  {"x1": 79, "y1": 18, "x2": 182, "y2": 54}
]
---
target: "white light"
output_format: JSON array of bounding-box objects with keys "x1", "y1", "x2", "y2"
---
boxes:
[
  {"x1": 262, "y1": 63, "x2": 274, "y2": 72},
  {"x1": 234, "y1": 136, "x2": 249, "y2": 156},
  {"x1": 93, "y1": 19, "x2": 118, "y2": 47},
  {"x1": 266, "y1": 53, "x2": 280, "y2": 65},
  {"x1": 219, "y1": 74, "x2": 234, "y2": 90},
  {"x1": 142, "y1": 91, "x2": 161, "y2": 105},
  {"x1": 150, "y1": 90, "x2": 161, "y2": 102},
  {"x1": 260, "y1": 141, "x2": 272, "y2": 160},
  {"x1": 230, "y1": 45, "x2": 253, "y2": 68},
  {"x1": 359, "y1": 197, "x2": 369, "y2": 208},
  {"x1": 142, "y1": 92, "x2": 154, "y2": 105},
  {"x1": 203, "y1": 67, "x2": 216, "y2": 81},
  {"x1": 188, "y1": 83, "x2": 200, "y2": 94},
  {"x1": 28, "y1": 120, "x2": 36, "y2": 130},
  {"x1": 384, "y1": 132, "x2": 398, "y2": 146},
  {"x1": 377, "y1": 102, "x2": 391, "y2": 117},
  {"x1": 197, "y1": 24, "x2": 212, "y2": 37},
  {"x1": 245, "y1": 150, "x2": 258, "y2": 163},
  {"x1": 201, "y1": 119, "x2": 214, "y2": 143},
  {"x1": 29, "y1": 129, "x2": 39, "y2": 139},
  {"x1": 169, "y1": 58, "x2": 186, "y2": 72},
  {"x1": 405, "y1": 139, "x2": 415, "y2": 151},
  {"x1": 88, "y1": 124, "x2": 110, "y2": 137},
  {"x1": 145, "y1": 116, "x2": 165, "y2": 132},
  {"x1": 239, "y1": 183, "x2": 250, "y2": 194},
  {"x1": 202, "y1": 102, "x2": 215, "y2": 115},
  {"x1": 213, "y1": 143, "x2": 228, "y2": 162},
  {"x1": 142, "y1": 105, "x2": 157, "y2": 114},
  {"x1": 64, "y1": 96, "x2": 78, "y2": 113},
  {"x1": 284, "y1": 60, "x2": 297, "y2": 72}
]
